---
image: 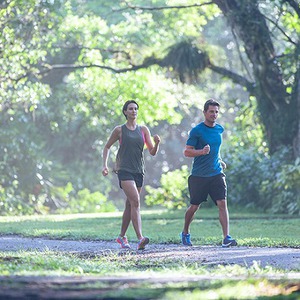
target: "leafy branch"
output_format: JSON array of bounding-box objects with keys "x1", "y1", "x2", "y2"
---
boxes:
[{"x1": 116, "y1": 1, "x2": 215, "y2": 11}]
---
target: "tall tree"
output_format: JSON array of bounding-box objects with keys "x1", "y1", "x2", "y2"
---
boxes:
[
  {"x1": 39, "y1": 0, "x2": 300, "y2": 158},
  {"x1": 119, "y1": 0, "x2": 300, "y2": 158},
  {"x1": 3, "y1": 0, "x2": 299, "y2": 158},
  {"x1": 1, "y1": 0, "x2": 299, "y2": 215},
  {"x1": 212, "y1": 0, "x2": 299, "y2": 157}
]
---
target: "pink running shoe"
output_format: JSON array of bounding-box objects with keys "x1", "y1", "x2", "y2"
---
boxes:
[
  {"x1": 116, "y1": 235, "x2": 131, "y2": 249},
  {"x1": 137, "y1": 237, "x2": 149, "y2": 250}
]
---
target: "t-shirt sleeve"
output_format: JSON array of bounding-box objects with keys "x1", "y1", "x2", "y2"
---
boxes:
[{"x1": 186, "y1": 127, "x2": 198, "y2": 147}]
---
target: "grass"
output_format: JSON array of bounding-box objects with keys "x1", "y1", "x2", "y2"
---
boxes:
[
  {"x1": 0, "y1": 207, "x2": 299, "y2": 247},
  {"x1": 0, "y1": 208, "x2": 299, "y2": 299},
  {"x1": 0, "y1": 250, "x2": 299, "y2": 299},
  {"x1": 0, "y1": 249, "x2": 293, "y2": 277}
]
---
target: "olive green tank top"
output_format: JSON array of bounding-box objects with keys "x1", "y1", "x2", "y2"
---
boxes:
[{"x1": 116, "y1": 124, "x2": 145, "y2": 174}]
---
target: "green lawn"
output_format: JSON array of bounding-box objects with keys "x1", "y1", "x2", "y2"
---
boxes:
[
  {"x1": 0, "y1": 208, "x2": 299, "y2": 299},
  {"x1": 0, "y1": 208, "x2": 299, "y2": 247}
]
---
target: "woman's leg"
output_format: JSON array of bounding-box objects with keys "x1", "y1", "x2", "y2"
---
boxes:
[
  {"x1": 120, "y1": 198, "x2": 131, "y2": 237},
  {"x1": 121, "y1": 180, "x2": 143, "y2": 240}
]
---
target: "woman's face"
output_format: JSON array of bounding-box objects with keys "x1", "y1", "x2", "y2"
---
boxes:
[{"x1": 124, "y1": 103, "x2": 138, "y2": 119}]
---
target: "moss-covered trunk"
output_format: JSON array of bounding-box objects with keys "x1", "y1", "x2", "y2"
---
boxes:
[{"x1": 214, "y1": 0, "x2": 299, "y2": 158}]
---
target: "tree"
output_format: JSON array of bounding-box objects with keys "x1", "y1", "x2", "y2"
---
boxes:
[
  {"x1": 1, "y1": 0, "x2": 299, "y2": 214},
  {"x1": 22, "y1": 0, "x2": 299, "y2": 158},
  {"x1": 114, "y1": 0, "x2": 300, "y2": 159},
  {"x1": 0, "y1": 0, "x2": 186, "y2": 213},
  {"x1": 212, "y1": 0, "x2": 299, "y2": 158}
]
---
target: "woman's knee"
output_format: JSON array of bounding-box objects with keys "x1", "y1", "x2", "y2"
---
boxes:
[
  {"x1": 125, "y1": 200, "x2": 131, "y2": 209},
  {"x1": 128, "y1": 196, "x2": 140, "y2": 208}
]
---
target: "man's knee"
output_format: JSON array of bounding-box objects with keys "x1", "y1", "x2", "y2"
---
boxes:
[
  {"x1": 189, "y1": 204, "x2": 200, "y2": 213},
  {"x1": 216, "y1": 199, "x2": 227, "y2": 210}
]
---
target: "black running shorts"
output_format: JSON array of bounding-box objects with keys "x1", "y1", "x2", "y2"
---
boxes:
[
  {"x1": 188, "y1": 174, "x2": 227, "y2": 205},
  {"x1": 117, "y1": 170, "x2": 144, "y2": 189}
]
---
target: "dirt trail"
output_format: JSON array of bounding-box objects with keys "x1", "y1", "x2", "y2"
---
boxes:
[
  {"x1": 1, "y1": 235, "x2": 299, "y2": 270},
  {"x1": 0, "y1": 235, "x2": 299, "y2": 299}
]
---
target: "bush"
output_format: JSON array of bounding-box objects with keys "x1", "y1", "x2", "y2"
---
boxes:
[
  {"x1": 145, "y1": 165, "x2": 189, "y2": 209},
  {"x1": 261, "y1": 156, "x2": 300, "y2": 215},
  {"x1": 224, "y1": 146, "x2": 300, "y2": 215},
  {"x1": 0, "y1": 180, "x2": 117, "y2": 216},
  {"x1": 55, "y1": 185, "x2": 117, "y2": 214},
  {"x1": 0, "y1": 186, "x2": 36, "y2": 216}
]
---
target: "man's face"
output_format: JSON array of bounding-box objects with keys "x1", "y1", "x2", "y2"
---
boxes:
[{"x1": 204, "y1": 105, "x2": 219, "y2": 123}]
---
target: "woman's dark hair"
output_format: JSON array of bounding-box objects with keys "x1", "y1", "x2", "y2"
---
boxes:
[
  {"x1": 122, "y1": 100, "x2": 139, "y2": 119},
  {"x1": 203, "y1": 98, "x2": 220, "y2": 112}
]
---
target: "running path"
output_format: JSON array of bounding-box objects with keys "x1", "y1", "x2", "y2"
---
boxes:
[{"x1": 0, "y1": 235, "x2": 299, "y2": 270}]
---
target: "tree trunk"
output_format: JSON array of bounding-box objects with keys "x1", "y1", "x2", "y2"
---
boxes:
[{"x1": 213, "y1": 0, "x2": 299, "y2": 159}]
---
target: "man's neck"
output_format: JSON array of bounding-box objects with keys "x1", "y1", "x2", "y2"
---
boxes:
[{"x1": 204, "y1": 120, "x2": 216, "y2": 127}]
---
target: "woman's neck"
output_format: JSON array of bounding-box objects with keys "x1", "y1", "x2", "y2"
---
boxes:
[{"x1": 125, "y1": 120, "x2": 137, "y2": 130}]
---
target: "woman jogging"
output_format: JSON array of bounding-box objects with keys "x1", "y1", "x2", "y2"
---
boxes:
[{"x1": 102, "y1": 100, "x2": 161, "y2": 250}]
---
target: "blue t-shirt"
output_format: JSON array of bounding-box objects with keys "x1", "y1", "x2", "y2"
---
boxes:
[{"x1": 186, "y1": 122, "x2": 224, "y2": 177}]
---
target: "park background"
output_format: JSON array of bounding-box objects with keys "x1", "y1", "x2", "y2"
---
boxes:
[
  {"x1": 1, "y1": 1, "x2": 300, "y2": 298},
  {"x1": 0, "y1": 0, "x2": 299, "y2": 217}
]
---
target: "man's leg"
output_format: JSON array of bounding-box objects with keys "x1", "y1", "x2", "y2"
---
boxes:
[
  {"x1": 216, "y1": 199, "x2": 229, "y2": 238},
  {"x1": 180, "y1": 204, "x2": 199, "y2": 246},
  {"x1": 217, "y1": 199, "x2": 237, "y2": 247},
  {"x1": 183, "y1": 204, "x2": 200, "y2": 234}
]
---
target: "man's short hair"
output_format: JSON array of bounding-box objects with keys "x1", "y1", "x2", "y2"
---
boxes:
[{"x1": 204, "y1": 99, "x2": 220, "y2": 112}]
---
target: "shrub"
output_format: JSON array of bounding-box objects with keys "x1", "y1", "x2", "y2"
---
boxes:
[
  {"x1": 145, "y1": 165, "x2": 189, "y2": 209},
  {"x1": 224, "y1": 146, "x2": 300, "y2": 215},
  {"x1": 56, "y1": 186, "x2": 117, "y2": 214},
  {"x1": 261, "y1": 157, "x2": 300, "y2": 215}
]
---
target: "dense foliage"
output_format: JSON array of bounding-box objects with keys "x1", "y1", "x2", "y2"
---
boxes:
[
  {"x1": 0, "y1": 0, "x2": 299, "y2": 215},
  {"x1": 145, "y1": 165, "x2": 190, "y2": 209},
  {"x1": 223, "y1": 101, "x2": 300, "y2": 215}
]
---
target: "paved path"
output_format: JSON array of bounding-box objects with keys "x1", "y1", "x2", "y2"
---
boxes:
[{"x1": 1, "y1": 235, "x2": 299, "y2": 270}]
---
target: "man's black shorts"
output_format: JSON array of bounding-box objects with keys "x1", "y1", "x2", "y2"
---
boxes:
[
  {"x1": 188, "y1": 174, "x2": 227, "y2": 205},
  {"x1": 117, "y1": 170, "x2": 144, "y2": 189}
]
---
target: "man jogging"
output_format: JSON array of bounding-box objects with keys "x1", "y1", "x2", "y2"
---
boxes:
[{"x1": 180, "y1": 99, "x2": 237, "y2": 247}]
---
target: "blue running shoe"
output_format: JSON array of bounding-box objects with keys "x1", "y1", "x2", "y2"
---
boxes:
[
  {"x1": 180, "y1": 232, "x2": 192, "y2": 246},
  {"x1": 222, "y1": 235, "x2": 237, "y2": 247}
]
